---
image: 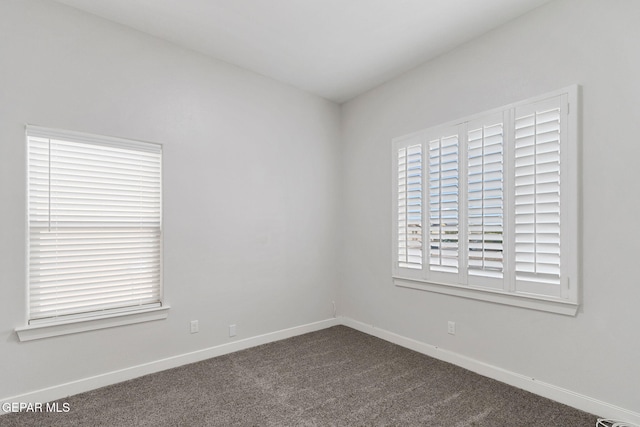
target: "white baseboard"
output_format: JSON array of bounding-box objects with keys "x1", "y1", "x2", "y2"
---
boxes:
[
  {"x1": 1, "y1": 317, "x2": 340, "y2": 415},
  {"x1": 3, "y1": 316, "x2": 638, "y2": 425},
  {"x1": 340, "y1": 316, "x2": 640, "y2": 426}
]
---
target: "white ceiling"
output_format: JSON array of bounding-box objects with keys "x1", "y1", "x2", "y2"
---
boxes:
[{"x1": 51, "y1": 0, "x2": 551, "y2": 103}]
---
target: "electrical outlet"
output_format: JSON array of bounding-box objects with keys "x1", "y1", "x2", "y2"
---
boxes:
[
  {"x1": 190, "y1": 320, "x2": 199, "y2": 334},
  {"x1": 447, "y1": 321, "x2": 456, "y2": 335},
  {"x1": 229, "y1": 324, "x2": 236, "y2": 337}
]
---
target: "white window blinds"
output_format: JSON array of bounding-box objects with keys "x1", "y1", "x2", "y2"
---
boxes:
[{"x1": 27, "y1": 126, "x2": 162, "y2": 323}]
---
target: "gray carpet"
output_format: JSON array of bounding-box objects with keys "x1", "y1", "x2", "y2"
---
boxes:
[{"x1": 1, "y1": 325, "x2": 597, "y2": 426}]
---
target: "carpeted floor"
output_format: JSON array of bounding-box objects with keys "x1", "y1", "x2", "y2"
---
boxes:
[{"x1": 1, "y1": 325, "x2": 597, "y2": 426}]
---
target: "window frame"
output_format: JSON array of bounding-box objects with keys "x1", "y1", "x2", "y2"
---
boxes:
[
  {"x1": 17, "y1": 126, "x2": 168, "y2": 341},
  {"x1": 391, "y1": 86, "x2": 579, "y2": 316}
]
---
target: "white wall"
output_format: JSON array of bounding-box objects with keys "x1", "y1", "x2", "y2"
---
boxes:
[
  {"x1": 0, "y1": 0, "x2": 340, "y2": 400},
  {"x1": 340, "y1": 0, "x2": 640, "y2": 417},
  {"x1": 3, "y1": 0, "x2": 639, "y2": 420}
]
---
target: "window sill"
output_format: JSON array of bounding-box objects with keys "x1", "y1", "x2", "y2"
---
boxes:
[
  {"x1": 15, "y1": 306, "x2": 170, "y2": 342},
  {"x1": 394, "y1": 277, "x2": 578, "y2": 316}
]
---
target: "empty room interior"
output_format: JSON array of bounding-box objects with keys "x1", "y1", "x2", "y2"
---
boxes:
[{"x1": 1, "y1": 0, "x2": 639, "y2": 425}]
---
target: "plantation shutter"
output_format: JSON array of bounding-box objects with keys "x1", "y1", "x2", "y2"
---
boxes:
[
  {"x1": 467, "y1": 118, "x2": 504, "y2": 281},
  {"x1": 428, "y1": 133, "x2": 459, "y2": 274},
  {"x1": 396, "y1": 141, "x2": 423, "y2": 271},
  {"x1": 392, "y1": 87, "x2": 577, "y2": 310},
  {"x1": 27, "y1": 126, "x2": 162, "y2": 323},
  {"x1": 513, "y1": 97, "x2": 562, "y2": 293}
]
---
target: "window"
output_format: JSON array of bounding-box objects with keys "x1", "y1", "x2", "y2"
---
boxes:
[
  {"x1": 22, "y1": 126, "x2": 164, "y2": 337},
  {"x1": 392, "y1": 86, "x2": 579, "y2": 315}
]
